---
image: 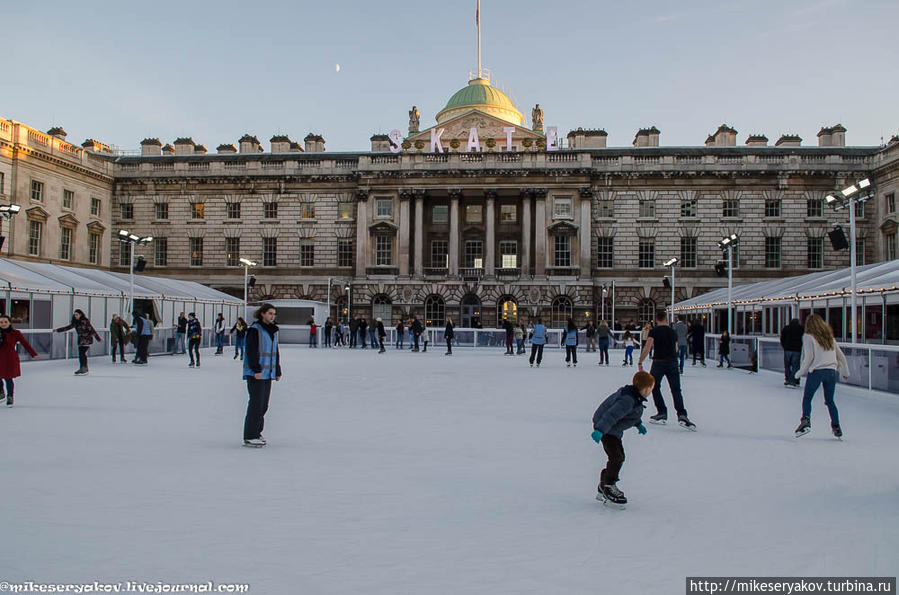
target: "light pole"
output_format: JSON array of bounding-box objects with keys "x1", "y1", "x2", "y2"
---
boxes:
[
  {"x1": 345, "y1": 285, "x2": 351, "y2": 323},
  {"x1": 239, "y1": 258, "x2": 257, "y2": 319},
  {"x1": 717, "y1": 234, "x2": 739, "y2": 335},
  {"x1": 610, "y1": 280, "x2": 616, "y2": 332},
  {"x1": 0, "y1": 204, "x2": 22, "y2": 259},
  {"x1": 600, "y1": 285, "x2": 606, "y2": 322},
  {"x1": 826, "y1": 178, "x2": 873, "y2": 344},
  {"x1": 664, "y1": 258, "x2": 678, "y2": 322},
  {"x1": 118, "y1": 229, "x2": 153, "y2": 318}
]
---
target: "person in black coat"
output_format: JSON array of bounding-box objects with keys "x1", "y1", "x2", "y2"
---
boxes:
[
  {"x1": 376, "y1": 317, "x2": 386, "y2": 353},
  {"x1": 780, "y1": 318, "x2": 804, "y2": 387},
  {"x1": 410, "y1": 316, "x2": 423, "y2": 352},
  {"x1": 444, "y1": 318, "x2": 455, "y2": 355},
  {"x1": 54, "y1": 309, "x2": 101, "y2": 375},
  {"x1": 358, "y1": 317, "x2": 368, "y2": 349},
  {"x1": 349, "y1": 315, "x2": 359, "y2": 348},
  {"x1": 688, "y1": 320, "x2": 706, "y2": 366}
]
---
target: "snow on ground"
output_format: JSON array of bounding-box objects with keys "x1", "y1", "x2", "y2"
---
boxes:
[{"x1": 1, "y1": 345, "x2": 897, "y2": 594}]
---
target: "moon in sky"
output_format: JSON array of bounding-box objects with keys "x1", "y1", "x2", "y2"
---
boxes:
[{"x1": 335, "y1": 64, "x2": 341, "y2": 72}]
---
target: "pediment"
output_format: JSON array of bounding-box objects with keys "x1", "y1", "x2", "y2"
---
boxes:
[
  {"x1": 879, "y1": 217, "x2": 897, "y2": 234},
  {"x1": 58, "y1": 213, "x2": 80, "y2": 228},
  {"x1": 407, "y1": 109, "x2": 544, "y2": 147},
  {"x1": 368, "y1": 220, "x2": 398, "y2": 235},
  {"x1": 548, "y1": 220, "x2": 579, "y2": 236},
  {"x1": 26, "y1": 206, "x2": 50, "y2": 222},
  {"x1": 87, "y1": 220, "x2": 106, "y2": 232}
]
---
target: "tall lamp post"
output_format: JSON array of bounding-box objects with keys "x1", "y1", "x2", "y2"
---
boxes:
[
  {"x1": 717, "y1": 234, "x2": 739, "y2": 334},
  {"x1": 345, "y1": 284, "x2": 351, "y2": 323},
  {"x1": 826, "y1": 178, "x2": 873, "y2": 344},
  {"x1": 0, "y1": 204, "x2": 21, "y2": 315},
  {"x1": 118, "y1": 230, "x2": 153, "y2": 317},
  {"x1": 664, "y1": 257, "x2": 678, "y2": 322},
  {"x1": 239, "y1": 258, "x2": 257, "y2": 319}
]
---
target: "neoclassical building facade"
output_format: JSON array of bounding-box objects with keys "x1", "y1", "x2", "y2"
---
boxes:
[{"x1": 4, "y1": 76, "x2": 899, "y2": 329}]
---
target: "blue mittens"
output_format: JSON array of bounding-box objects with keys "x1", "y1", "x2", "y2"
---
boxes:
[
  {"x1": 636, "y1": 423, "x2": 647, "y2": 435},
  {"x1": 591, "y1": 430, "x2": 603, "y2": 443}
]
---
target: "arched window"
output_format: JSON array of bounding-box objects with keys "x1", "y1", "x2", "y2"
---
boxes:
[
  {"x1": 638, "y1": 298, "x2": 656, "y2": 326},
  {"x1": 552, "y1": 296, "x2": 573, "y2": 328},
  {"x1": 335, "y1": 296, "x2": 348, "y2": 322},
  {"x1": 372, "y1": 294, "x2": 392, "y2": 323},
  {"x1": 498, "y1": 297, "x2": 518, "y2": 325},
  {"x1": 460, "y1": 294, "x2": 482, "y2": 328},
  {"x1": 425, "y1": 295, "x2": 445, "y2": 327}
]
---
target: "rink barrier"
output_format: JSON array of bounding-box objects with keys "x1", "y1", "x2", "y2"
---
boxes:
[{"x1": 18, "y1": 327, "x2": 231, "y2": 361}]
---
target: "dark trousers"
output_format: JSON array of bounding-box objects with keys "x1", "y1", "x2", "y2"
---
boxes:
[
  {"x1": 445, "y1": 338, "x2": 452, "y2": 353},
  {"x1": 324, "y1": 332, "x2": 331, "y2": 348},
  {"x1": 111, "y1": 339, "x2": 126, "y2": 361},
  {"x1": 599, "y1": 434, "x2": 625, "y2": 486},
  {"x1": 243, "y1": 377, "x2": 273, "y2": 440},
  {"x1": 784, "y1": 350, "x2": 801, "y2": 383},
  {"x1": 188, "y1": 338, "x2": 201, "y2": 364},
  {"x1": 505, "y1": 334, "x2": 514, "y2": 353},
  {"x1": 413, "y1": 333, "x2": 420, "y2": 350},
  {"x1": 136, "y1": 335, "x2": 150, "y2": 362},
  {"x1": 677, "y1": 345, "x2": 687, "y2": 372},
  {"x1": 650, "y1": 359, "x2": 687, "y2": 417},
  {"x1": 349, "y1": 330, "x2": 357, "y2": 347},
  {"x1": 692, "y1": 345, "x2": 705, "y2": 364},
  {"x1": 78, "y1": 345, "x2": 89, "y2": 370},
  {"x1": 529, "y1": 343, "x2": 544, "y2": 365},
  {"x1": 0, "y1": 378, "x2": 14, "y2": 396},
  {"x1": 309, "y1": 333, "x2": 317, "y2": 347},
  {"x1": 598, "y1": 338, "x2": 610, "y2": 364},
  {"x1": 565, "y1": 345, "x2": 577, "y2": 364}
]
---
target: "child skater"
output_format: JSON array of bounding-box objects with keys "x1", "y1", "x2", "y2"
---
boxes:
[
  {"x1": 619, "y1": 330, "x2": 639, "y2": 366},
  {"x1": 0, "y1": 314, "x2": 41, "y2": 406},
  {"x1": 590, "y1": 371, "x2": 655, "y2": 508}
]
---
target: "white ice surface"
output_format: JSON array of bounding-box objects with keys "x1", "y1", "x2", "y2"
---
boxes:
[{"x1": 1, "y1": 346, "x2": 897, "y2": 594}]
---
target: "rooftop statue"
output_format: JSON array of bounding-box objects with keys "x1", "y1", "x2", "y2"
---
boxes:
[
  {"x1": 532, "y1": 104, "x2": 544, "y2": 132},
  {"x1": 409, "y1": 106, "x2": 421, "y2": 134}
]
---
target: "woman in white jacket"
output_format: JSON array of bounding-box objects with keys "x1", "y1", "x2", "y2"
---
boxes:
[{"x1": 794, "y1": 314, "x2": 849, "y2": 438}]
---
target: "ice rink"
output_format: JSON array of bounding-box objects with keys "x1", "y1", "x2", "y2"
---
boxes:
[{"x1": 2, "y1": 345, "x2": 897, "y2": 594}]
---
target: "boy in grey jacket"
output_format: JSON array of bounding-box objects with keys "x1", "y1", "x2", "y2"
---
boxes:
[{"x1": 591, "y1": 371, "x2": 655, "y2": 507}]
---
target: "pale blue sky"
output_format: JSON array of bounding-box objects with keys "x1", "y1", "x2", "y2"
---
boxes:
[{"x1": 5, "y1": 0, "x2": 898, "y2": 151}]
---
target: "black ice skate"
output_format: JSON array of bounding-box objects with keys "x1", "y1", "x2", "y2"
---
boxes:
[
  {"x1": 794, "y1": 416, "x2": 811, "y2": 438},
  {"x1": 5, "y1": 394, "x2": 12, "y2": 407},
  {"x1": 677, "y1": 415, "x2": 697, "y2": 431},
  {"x1": 649, "y1": 413, "x2": 667, "y2": 425},
  {"x1": 831, "y1": 424, "x2": 843, "y2": 439},
  {"x1": 597, "y1": 484, "x2": 627, "y2": 509},
  {"x1": 243, "y1": 438, "x2": 265, "y2": 448},
  {"x1": 74, "y1": 368, "x2": 88, "y2": 376}
]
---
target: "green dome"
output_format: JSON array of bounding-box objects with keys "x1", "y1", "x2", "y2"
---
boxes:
[{"x1": 435, "y1": 78, "x2": 524, "y2": 126}]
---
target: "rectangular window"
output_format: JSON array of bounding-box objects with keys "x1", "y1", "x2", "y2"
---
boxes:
[
  {"x1": 120, "y1": 203, "x2": 133, "y2": 220},
  {"x1": 189, "y1": 237, "x2": 203, "y2": 266},
  {"x1": 63, "y1": 189, "x2": 74, "y2": 209},
  {"x1": 337, "y1": 239, "x2": 354, "y2": 267},
  {"x1": 28, "y1": 221, "x2": 42, "y2": 256},
  {"x1": 553, "y1": 197, "x2": 572, "y2": 219},
  {"x1": 89, "y1": 233, "x2": 100, "y2": 265},
  {"x1": 264, "y1": 201, "x2": 278, "y2": 219},
  {"x1": 155, "y1": 202, "x2": 169, "y2": 219},
  {"x1": 598, "y1": 200, "x2": 614, "y2": 218},
  {"x1": 430, "y1": 240, "x2": 448, "y2": 268},
  {"x1": 154, "y1": 237, "x2": 168, "y2": 266},
  {"x1": 338, "y1": 203, "x2": 354, "y2": 220},
  {"x1": 680, "y1": 197, "x2": 697, "y2": 218},
  {"x1": 500, "y1": 205, "x2": 517, "y2": 223},
  {"x1": 855, "y1": 238, "x2": 866, "y2": 266},
  {"x1": 722, "y1": 198, "x2": 739, "y2": 218},
  {"x1": 765, "y1": 198, "x2": 781, "y2": 218},
  {"x1": 499, "y1": 241, "x2": 517, "y2": 268},
  {"x1": 464, "y1": 240, "x2": 483, "y2": 268},
  {"x1": 432, "y1": 205, "x2": 449, "y2": 224},
  {"x1": 119, "y1": 240, "x2": 131, "y2": 266},
  {"x1": 191, "y1": 202, "x2": 205, "y2": 219},
  {"x1": 807, "y1": 237, "x2": 823, "y2": 268},
  {"x1": 680, "y1": 237, "x2": 697, "y2": 268},
  {"x1": 639, "y1": 198, "x2": 655, "y2": 219},
  {"x1": 300, "y1": 241, "x2": 314, "y2": 267},
  {"x1": 375, "y1": 236, "x2": 392, "y2": 266},
  {"x1": 90, "y1": 197, "x2": 101, "y2": 216},
  {"x1": 227, "y1": 202, "x2": 241, "y2": 219},
  {"x1": 59, "y1": 227, "x2": 72, "y2": 261},
  {"x1": 376, "y1": 198, "x2": 393, "y2": 218},
  {"x1": 31, "y1": 180, "x2": 43, "y2": 202},
  {"x1": 597, "y1": 237, "x2": 614, "y2": 268},
  {"x1": 553, "y1": 235, "x2": 571, "y2": 267},
  {"x1": 300, "y1": 203, "x2": 315, "y2": 219},
  {"x1": 765, "y1": 237, "x2": 782, "y2": 268},
  {"x1": 854, "y1": 200, "x2": 865, "y2": 219},
  {"x1": 886, "y1": 193, "x2": 896, "y2": 214},
  {"x1": 807, "y1": 198, "x2": 823, "y2": 218},
  {"x1": 639, "y1": 238, "x2": 655, "y2": 268},
  {"x1": 886, "y1": 233, "x2": 897, "y2": 261},
  {"x1": 0, "y1": 172, "x2": 4, "y2": 194},
  {"x1": 225, "y1": 237, "x2": 240, "y2": 266},
  {"x1": 465, "y1": 205, "x2": 483, "y2": 224},
  {"x1": 263, "y1": 237, "x2": 277, "y2": 267}
]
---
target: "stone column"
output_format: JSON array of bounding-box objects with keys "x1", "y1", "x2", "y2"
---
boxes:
[
  {"x1": 521, "y1": 190, "x2": 531, "y2": 276},
  {"x1": 579, "y1": 190, "x2": 592, "y2": 277},
  {"x1": 485, "y1": 190, "x2": 496, "y2": 276},
  {"x1": 534, "y1": 189, "x2": 547, "y2": 277},
  {"x1": 413, "y1": 191, "x2": 424, "y2": 277},
  {"x1": 355, "y1": 191, "x2": 368, "y2": 277},
  {"x1": 399, "y1": 191, "x2": 411, "y2": 276},
  {"x1": 448, "y1": 190, "x2": 461, "y2": 276}
]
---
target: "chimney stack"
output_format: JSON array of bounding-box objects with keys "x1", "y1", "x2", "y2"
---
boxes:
[
  {"x1": 711, "y1": 124, "x2": 737, "y2": 147},
  {"x1": 239, "y1": 134, "x2": 262, "y2": 154},
  {"x1": 745, "y1": 134, "x2": 768, "y2": 147},
  {"x1": 270, "y1": 135, "x2": 291, "y2": 153},
  {"x1": 567, "y1": 128, "x2": 608, "y2": 149},
  {"x1": 47, "y1": 126, "x2": 67, "y2": 141},
  {"x1": 633, "y1": 126, "x2": 660, "y2": 147},
  {"x1": 775, "y1": 134, "x2": 802, "y2": 147},
  {"x1": 305, "y1": 133, "x2": 325, "y2": 153},
  {"x1": 173, "y1": 137, "x2": 196, "y2": 156},
  {"x1": 217, "y1": 143, "x2": 237, "y2": 154},
  {"x1": 140, "y1": 138, "x2": 162, "y2": 156}
]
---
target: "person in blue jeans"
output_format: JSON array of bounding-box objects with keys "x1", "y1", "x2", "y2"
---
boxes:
[
  {"x1": 794, "y1": 314, "x2": 849, "y2": 438},
  {"x1": 638, "y1": 311, "x2": 696, "y2": 430},
  {"x1": 780, "y1": 318, "x2": 804, "y2": 387},
  {"x1": 528, "y1": 318, "x2": 547, "y2": 367},
  {"x1": 673, "y1": 316, "x2": 688, "y2": 373},
  {"x1": 596, "y1": 320, "x2": 611, "y2": 365}
]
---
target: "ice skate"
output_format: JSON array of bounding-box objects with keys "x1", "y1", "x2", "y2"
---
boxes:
[
  {"x1": 243, "y1": 438, "x2": 266, "y2": 448},
  {"x1": 794, "y1": 416, "x2": 811, "y2": 438},
  {"x1": 597, "y1": 484, "x2": 627, "y2": 509},
  {"x1": 74, "y1": 368, "x2": 88, "y2": 376},
  {"x1": 677, "y1": 415, "x2": 697, "y2": 431},
  {"x1": 5, "y1": 394, "x2": 12, "y2": 407},
  {"x1": 649, "y1": 413, "x2": 667, "y2": 425},
  {"x1": 832, "y1": 424, "x2": 843, "y2": 440}
]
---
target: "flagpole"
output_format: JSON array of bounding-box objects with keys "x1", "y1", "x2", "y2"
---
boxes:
[{"x1": 477, "y1": 0, "x2": 481, "y2": 78}]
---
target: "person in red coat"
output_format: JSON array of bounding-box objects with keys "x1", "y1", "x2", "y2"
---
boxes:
[{"x1": 0, "y1": 314, "x2": 40, "y2": 407}]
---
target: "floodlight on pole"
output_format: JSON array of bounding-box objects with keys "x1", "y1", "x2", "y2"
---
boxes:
[
  {"x1": 117, "y1": 230, "x2": 154, "y2": 318},
  {"x1": 665, "y1": 258, "x2": 678, "y2": 322},
  {"x1": 240, "y1": 258, "x2": 258, "y2": 319},
  {"x1": 717, "y1": 235, "x2": 740, "y2": 334}
]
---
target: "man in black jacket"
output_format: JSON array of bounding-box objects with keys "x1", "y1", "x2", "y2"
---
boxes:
[
  {"x1": 780, "y1": 318, "x2": 804, "y2": 387},
  {"x1": 411, "y1": 316, "x2": 423, "y2": 352}
]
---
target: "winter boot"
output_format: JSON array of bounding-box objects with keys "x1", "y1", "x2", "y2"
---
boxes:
[
  {"x1": 597, "y1": 484, "x2": 627, "y2": 508},
  {"x1": 74, "y1": 367, "x2": 88, "y2": 376},
  {"x1": 677, "y1": 415, "x2": 697, "y2": 431},
  {"x1": 649, "y1": 413, "x2": 667, "y2": 425},
  {"x1": 794, "y1": 416, "x2": 811, "y2": 438},
  {"x1": 5, "y1": 394, "x2": 12, "y2": 407},
  {"x1": 831, "y1": 424, "x2": 843, "y2": 439}
]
